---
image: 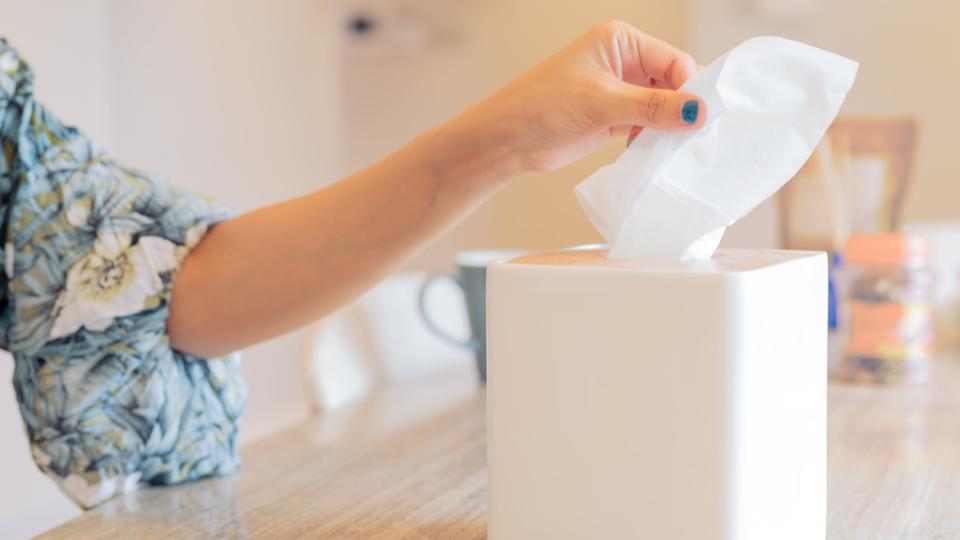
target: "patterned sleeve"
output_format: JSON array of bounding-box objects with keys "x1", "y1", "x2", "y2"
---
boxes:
[{"x1": 1, "y1": 39, "x2": 246, "y2": 508}]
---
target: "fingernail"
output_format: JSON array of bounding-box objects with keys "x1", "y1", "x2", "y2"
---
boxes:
[
  {"x1": 626, "y1": 126, "x2": 641, "y2": 148},
  {"x1": 681, "y1": 100, "x2": 699, "y2": 125}
]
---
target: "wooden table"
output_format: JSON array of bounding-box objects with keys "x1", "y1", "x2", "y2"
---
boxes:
[
  {"x1": 827, "y1": 355, "x2": 960, "y2": 539},
  {"x1": 40, "y1": 357, "x2": 960, "y2": 539}
]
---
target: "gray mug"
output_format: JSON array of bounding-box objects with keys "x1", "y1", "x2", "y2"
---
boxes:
[{"x1": 418, "y1": 250, "x2": 527, "y2": 382}]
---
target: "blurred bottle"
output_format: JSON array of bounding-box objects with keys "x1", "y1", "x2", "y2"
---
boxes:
[{"x1": 833, "y1": 233, "x2": 934, "y2": 384}]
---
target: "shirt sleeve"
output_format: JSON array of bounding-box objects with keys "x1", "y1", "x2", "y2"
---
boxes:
[{"x1": 2, "y1": 38, "x2": 246, "y2": 509}]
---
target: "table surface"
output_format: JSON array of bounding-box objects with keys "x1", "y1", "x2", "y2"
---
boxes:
[{"x1": 39, "y1": 357, "x2": 960, "y2": 540}]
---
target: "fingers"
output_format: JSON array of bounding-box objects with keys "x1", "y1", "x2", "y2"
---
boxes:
[
  {"x1": 609, "y1": 81, "x2": 706, "y2": 131},
  {"x1": 598, "y1": 21, "x2": 698, "y2": 90}
]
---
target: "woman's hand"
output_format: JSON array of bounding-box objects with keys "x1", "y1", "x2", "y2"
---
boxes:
[
  {"x1": 462, "y1": 20, "x2": 704, "y2": 174},
  {"x1": 168, "y1": 21, "x2": 703, "y2": 357}
]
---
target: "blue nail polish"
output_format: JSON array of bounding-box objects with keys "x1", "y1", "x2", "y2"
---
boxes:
[{"x1": 682, "y1": 100, "x2": 699, "y2": 125}]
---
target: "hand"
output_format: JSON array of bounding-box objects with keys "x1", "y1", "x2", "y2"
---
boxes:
[{"x1": 464, "y1": 20, "x2": 705, "y2": 173}]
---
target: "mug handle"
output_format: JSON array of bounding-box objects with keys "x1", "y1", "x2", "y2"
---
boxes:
[{"x1": 418, "y1": 273, "x2": 480, "y2": 351}]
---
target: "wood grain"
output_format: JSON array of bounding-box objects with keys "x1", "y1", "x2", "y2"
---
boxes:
[
  {"x1": 827, "y1": 356, "x2": 960, "y2": 539},
  {"x1": 39, "y1": 357, "x2": 960, "y2": 539}
]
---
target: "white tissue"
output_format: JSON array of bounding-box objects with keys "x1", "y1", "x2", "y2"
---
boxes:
[{"x1": 575, "y1": 36, "x2": 858, "y2": 260}]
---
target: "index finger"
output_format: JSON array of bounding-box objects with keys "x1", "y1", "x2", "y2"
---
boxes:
[{"x1": 604, "y1": 22, "x2": 698, "y2": 90}]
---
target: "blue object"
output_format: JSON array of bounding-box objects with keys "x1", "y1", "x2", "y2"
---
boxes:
[{"x1": 828, "y1": 252, "x2": 843, "y2": 330}]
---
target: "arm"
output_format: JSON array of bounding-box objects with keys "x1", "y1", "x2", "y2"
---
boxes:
[{"x1": 167, "y1": 21, "x2": 705, "y2": 357}]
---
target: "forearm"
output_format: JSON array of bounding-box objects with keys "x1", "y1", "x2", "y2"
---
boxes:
[
  {"x1": 167, "y1": 108, "x2": 520, "y2": 357},
  {"x1": 167, "y1": 21, "x2": 704, "y2": 358}
]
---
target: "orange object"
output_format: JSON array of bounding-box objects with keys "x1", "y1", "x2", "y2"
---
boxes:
[
  {"x1": 844, "y1": 233, "x2": 929, "y2": 268},
  {"x1": 836, "y1": 233, "x2": 933, "y2": 384}
]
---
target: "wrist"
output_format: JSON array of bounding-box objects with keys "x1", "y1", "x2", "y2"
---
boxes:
[{"x1": 420, "y1": 103, "x2": 527, "y2": 193}]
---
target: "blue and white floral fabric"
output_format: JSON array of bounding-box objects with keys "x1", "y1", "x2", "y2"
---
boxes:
[{"x1": 1, "y1": 39, "x2": 246, "y2": 509}]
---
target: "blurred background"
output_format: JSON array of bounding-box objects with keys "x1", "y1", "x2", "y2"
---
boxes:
[{"x1": 1, "y1": 0, "x2": 958, "y2": 536}]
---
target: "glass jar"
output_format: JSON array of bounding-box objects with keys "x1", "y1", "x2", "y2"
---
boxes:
[{"x1": 834, "y1": 234, "x2": 934, "y2": 384}]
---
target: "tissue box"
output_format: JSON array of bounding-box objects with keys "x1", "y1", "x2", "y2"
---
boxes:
[{"x1": 487, "y1": 248, "x2": 826, "y2": 540}]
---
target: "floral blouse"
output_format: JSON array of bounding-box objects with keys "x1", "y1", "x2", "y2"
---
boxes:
[{"x1": 1, "y1": 39, "x2": 245, "y2": 509}]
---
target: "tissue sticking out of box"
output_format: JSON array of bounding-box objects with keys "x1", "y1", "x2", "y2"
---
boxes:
[{"x1": 575, "y1": 36, "x2": 858, "y2": 261}]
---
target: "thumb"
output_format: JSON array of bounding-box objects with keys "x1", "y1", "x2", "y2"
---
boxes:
[{"x1": 609, "y1": 82, "x2": 705, "y2": 131}]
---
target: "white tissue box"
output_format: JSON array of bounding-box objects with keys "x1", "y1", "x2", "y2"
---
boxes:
[{"x1": 487, "y1": 248, "x2": 826, "y2": 540}]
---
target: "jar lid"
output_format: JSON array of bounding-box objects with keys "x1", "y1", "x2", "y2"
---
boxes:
[{"x1": 844, "y1": 233, "x2": 929, "y2": 266}]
